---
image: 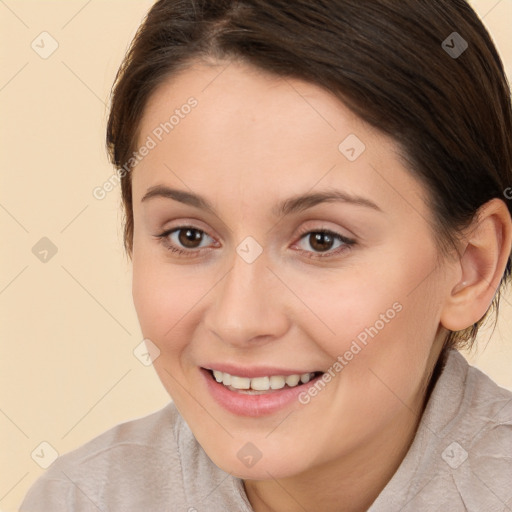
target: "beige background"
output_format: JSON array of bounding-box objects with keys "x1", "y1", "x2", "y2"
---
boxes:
[{"x1": 0, "y1": 1, "x2": 511, "y2": 510}]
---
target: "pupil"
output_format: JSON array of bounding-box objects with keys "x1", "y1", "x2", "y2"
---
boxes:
[
  {"x1": 179, "y1": 229, "x2": 202, "y2": 248},
  {"x1": 311, "y1": 232, "x2": 333, "y2": 252}
]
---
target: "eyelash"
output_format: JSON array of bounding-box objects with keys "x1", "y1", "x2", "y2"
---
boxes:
[{"x1": 155, "y1": 225, "x2": 356, "y2": 259}]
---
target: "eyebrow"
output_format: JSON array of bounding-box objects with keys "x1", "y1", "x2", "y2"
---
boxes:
[{"x1": 141, "y1": 185, "x2": 382, "y2": 216}]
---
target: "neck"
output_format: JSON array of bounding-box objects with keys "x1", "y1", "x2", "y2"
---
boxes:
[
  {"x1": 244, "y1": 404, "x2": 421, "y2": 512},
  {"x1": 244, "y1": 344, "x2": 446, "y2": 512}
]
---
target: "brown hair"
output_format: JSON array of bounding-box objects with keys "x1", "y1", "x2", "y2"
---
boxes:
[{"x1": 106, "y1": 0, "x2": 512, "y2": 350}]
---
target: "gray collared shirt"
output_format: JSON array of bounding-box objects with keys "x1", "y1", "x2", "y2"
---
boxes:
[{"x1": 21, "y1": 350, "x2": 512, "y2": 511}]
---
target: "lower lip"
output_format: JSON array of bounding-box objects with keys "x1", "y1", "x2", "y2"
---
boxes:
[{"x1": 200, "y1": 368, "x2": 323, "y2": 417}]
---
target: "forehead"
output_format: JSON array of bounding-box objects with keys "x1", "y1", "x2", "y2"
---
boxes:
[
  {"x1": 138, "y1": 59, "x2": 365, "y2": 160},
  {"x1": 132, "y1": 60, "x2": 429, "y2": 223}
]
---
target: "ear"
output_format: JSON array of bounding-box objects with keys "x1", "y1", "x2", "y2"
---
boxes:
[{"x1": 440, "y1": 198, "x2": 512, "y2": 332}]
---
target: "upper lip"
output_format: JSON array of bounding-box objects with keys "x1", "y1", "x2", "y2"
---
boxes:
[{"x1": 202, "y1": 364, "x2": 322, "y2": 378}]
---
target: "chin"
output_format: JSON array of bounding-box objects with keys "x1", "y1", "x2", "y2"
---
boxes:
[{"x1": 207, "y1": 445, "x2": 311, "y2": 481}]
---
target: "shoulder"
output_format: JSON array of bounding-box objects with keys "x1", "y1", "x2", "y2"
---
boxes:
[
  {"x1": 449, "y1": 351, "x2": 512, "y2": 508},
  {"x1": 419, "y1": 350, "x2": 512, "y2": 446},
  {"x1": 20, "y1": 402, "x2": 188, "y2": 511},
  {"x1": 423, "y1": 350, "x2": 512, "y2": 509},
  {"x1": 371, "y1": 350, "x2": 512, "y2": 512},
  {"x1": 448, "y1": 350, "x2": 512, "y2": 447}
]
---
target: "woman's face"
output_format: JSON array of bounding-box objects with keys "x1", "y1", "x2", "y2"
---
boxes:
[{"x1": 131, "y1": 60, "x2": 456, "y2": 479}]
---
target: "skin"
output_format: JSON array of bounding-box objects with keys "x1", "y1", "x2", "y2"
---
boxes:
[{"x1": 129, "y1": 59, "x2": 511, "y2": 512}]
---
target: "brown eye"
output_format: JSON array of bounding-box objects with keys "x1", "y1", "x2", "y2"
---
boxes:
[
  {"x1": 308, "y1": 232, "x2": 336, "y2": 252},
  {"x1": 294, "y1": 229, "x2": 356, "y2": 259},
  {"x1": 156, "y1": 226, "x2": 215, "y2": 255},
  {"x1": 177, "y1": 228, "x2": 204, "y2": 249}
]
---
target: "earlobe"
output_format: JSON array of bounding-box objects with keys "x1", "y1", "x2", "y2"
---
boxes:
[{"x1": 440, "y1": 198, "x2": 512, "y2": 332}]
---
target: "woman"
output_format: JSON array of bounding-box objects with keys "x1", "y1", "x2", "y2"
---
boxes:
[{"x1": 21, "y1": 0, "x2": 512, "y2": 510}]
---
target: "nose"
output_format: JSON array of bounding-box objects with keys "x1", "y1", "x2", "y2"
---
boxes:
[{"x1": 202, "y1": 248, "x2": 290, "y2": 348}]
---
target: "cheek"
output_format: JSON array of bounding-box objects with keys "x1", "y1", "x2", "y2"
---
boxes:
[
  {"x1": 279, "y1": 263, "x2": 408, "y2": 358},
  {"x1": 131, "y1": 248, "x2": 200, "y2": 354},
  {"x1": 286, "y1": 246, "x2": 442, "y2": 382},
  {"x1": 131, "y1": 255, "x2": 210, "y2": 410}
]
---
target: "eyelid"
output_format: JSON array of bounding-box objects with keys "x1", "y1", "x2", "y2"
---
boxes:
[
  {"x1": 294, "y1": 221, "x2": 356, "y2": 242},
  {"x1": 157, "y1": 218, "x2": 218, "y2": 240}
]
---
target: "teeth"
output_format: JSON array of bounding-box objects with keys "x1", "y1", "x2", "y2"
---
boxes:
[
  {"x1": 230, "y1": 376, "x2": 251, "y2": 390},
  {"x1": 251, "y1": 376, "x2": 270, "y2": 391},
  {"x1": 210, "y1": 370, "x2": 317, "y2": 391},
  {"x1": 300, "y1": 373, "x2": 311, "y2": 384},
  {"x1": 269, "y1": 376, "x2": 286, "y2": 389},
  {"x1": 285, "y1": 374, "x2": 300, "y2": 386}
]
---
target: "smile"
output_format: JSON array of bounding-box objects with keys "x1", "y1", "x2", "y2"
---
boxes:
[
  {"x1": 201, "y1": 367, "x2": 326, "y2": 416},
  {"x1": 209, "y1": 369, "x2": 321, "y2": 394}
]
